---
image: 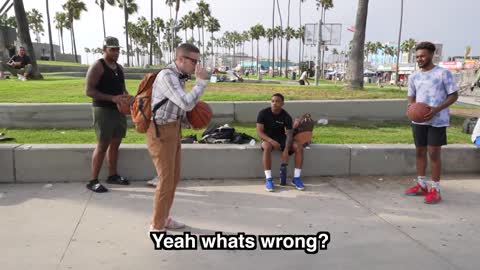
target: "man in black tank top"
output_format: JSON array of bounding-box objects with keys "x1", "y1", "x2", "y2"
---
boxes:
[{"x1": 85, "y1": 36, "x2": 134, "y2": 193}]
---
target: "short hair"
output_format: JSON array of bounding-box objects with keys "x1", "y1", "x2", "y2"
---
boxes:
[
  {"x1": 19, "y1": 46, "x2": 25, "y2": 50},
  {"x1": 272, "y1": 93, "x2": 285, "y2": 102},
  {"x1": 176, "y1": 43, "x2": 200, "y2": 56},
  {"x1": 415, "y1": 42, "x2": 436, "y2": 53}
]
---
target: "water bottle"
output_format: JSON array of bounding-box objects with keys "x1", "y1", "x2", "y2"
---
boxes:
[{"x1": 249, "y1": 139, "x2": 256, "y2": 146}]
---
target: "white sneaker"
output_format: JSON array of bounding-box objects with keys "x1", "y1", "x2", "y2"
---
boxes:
[
  {"x1": 165, "y1": 217, "x2": 185, "y2": 229},
  {"x1": 147, "y1": 176, "x2": 159, "y2": 187}
]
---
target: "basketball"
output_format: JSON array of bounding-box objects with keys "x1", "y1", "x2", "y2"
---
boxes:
[
  {"x1": 407, "y1": 102, "x2": 431, "y2": 122},
  {"x1": 187, "y1": 101, "x2": 212, "y2": 129}
]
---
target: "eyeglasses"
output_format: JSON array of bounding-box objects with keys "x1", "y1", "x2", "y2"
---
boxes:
[{"x1": 183, "y1": 55, "x2": 200, "y2": 65}]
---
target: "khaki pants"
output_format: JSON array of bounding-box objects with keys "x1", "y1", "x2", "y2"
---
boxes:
[
  {"x1": 147, "y1": 120, "x2": 181, "y2": 229},
  {"x1": 0, "y1": 62, "x2": 32, "y2": 77}
]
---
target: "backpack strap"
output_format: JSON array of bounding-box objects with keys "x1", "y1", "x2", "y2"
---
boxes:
[{"x1": 151, "y1": 98, "x2": 169, "y2": 137}]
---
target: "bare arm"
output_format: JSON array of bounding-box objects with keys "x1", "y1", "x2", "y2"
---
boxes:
[
  {"x1": 424, "y1": 92, "x2": 458, "y2": 120},
  {"x1": 256, "y1": 123, "x2": 274, "y2": 143}
]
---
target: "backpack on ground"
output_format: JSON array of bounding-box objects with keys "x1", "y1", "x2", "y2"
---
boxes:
[
  {"x1": 200, "y1": 124, "x2": 236, "y2": 144},
  {"x1": 130, "y1": 70, "x2": 169, "y2": 136},
  {"x1": 293, "y1": 113, "x2": 315, "y2": 147}
]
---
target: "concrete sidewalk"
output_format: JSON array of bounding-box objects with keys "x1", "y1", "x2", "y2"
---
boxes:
[{"x1": 1, "y1": 176, "x2": 479, "y2": 270}]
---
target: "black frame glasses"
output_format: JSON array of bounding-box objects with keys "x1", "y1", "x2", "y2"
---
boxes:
[{"x1": 183, "y1": 55, "x2": 200, "y2": 65}]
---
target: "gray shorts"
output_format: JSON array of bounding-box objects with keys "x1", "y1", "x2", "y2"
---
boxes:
[{"x1": 92, "y1": 106, "x2": 127, "y2": 141}]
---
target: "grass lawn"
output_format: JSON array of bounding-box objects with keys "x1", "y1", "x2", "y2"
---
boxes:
[
  {"x1": 0, "y1": 75, "x2": 405, "y2": 103},
  {"x1": 0, "y1": 117, "x2": 471, "y2": 144},
  {"x1": 37, "y1": 60, "x2": 89, "y2": 67}
]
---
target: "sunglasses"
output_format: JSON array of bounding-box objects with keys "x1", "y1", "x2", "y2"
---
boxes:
[{"x1": 183, "y1": 55, "x2": 200, "y2": 65}]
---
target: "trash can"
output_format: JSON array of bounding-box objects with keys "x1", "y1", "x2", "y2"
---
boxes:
[{"x1": 292, "y1": 71, "x2": 297, "y2": 80}]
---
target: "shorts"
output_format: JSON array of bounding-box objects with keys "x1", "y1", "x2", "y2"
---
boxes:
[
  {"x1": 411, "y1": 124, "x2": 447, "y2": 147},
  {"x1": 299, "y1": 80, "x2": 305, "y2": 85},
  {"x1": 92, "y1": 106, "x2": 127, "y2": 141},
  {"x1": 261, "y1": 136, "x2": 294, "y2": 155}
]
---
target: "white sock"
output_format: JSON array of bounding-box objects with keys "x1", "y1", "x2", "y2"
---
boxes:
[
  {"x1": 265, "y1": 170, "x2": 272, "y2": 179},
  {"x1": 417, "y1": 176, "x2": 427, "y2": 189},
  {"x1": 294, "y1": 168, "x2": 301, "y2": 178},
  {"x1": 431, "y1": 181, "x2": 440, "y2": 191}
]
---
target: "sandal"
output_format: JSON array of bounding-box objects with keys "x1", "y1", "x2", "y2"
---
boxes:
[
  {"x1": 86, "y1": 180, "x2": 108, "y2": 193},
  {"x1": 106, "y1": 174, "x2": 130, "y2": 185}
]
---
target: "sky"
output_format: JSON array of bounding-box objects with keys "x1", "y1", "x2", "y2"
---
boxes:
[{"x1": 9, "y1": 0, "x2": 479, "y2": 65}]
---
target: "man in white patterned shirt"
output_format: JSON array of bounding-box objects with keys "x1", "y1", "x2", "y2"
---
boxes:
[{"x1": 147, "y1": 43, "x2": 208, "y2": 233}]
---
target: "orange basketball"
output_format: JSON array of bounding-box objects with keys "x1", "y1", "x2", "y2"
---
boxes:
[
  {"x1": 407, "y1": 102, "x2": 431, "y2": 122},
  {"x1": 187, "y1": 101, "x2": 212, "y2": 129}
]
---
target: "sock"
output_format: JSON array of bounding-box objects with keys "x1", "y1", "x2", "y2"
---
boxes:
[
  {"x1": 294, "y1": 168, "x2": 302, "y2": 178},
  {"x1": 417, "y1": 176, "x2": 427, "y2": 189},
  {"x1": 431, "y1": 181, "x2": 440, "y2": 191},
  {"x1": 265, "y1": 170, "x2": 272, "y2": 179}
]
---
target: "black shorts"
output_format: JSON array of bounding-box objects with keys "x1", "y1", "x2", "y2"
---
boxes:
[
  {"x1": 261, "y1": 137, "x2": 294, "y2": 155},
  {"x1": 299, "y1": 80, "x2": 305, "y2": 85},
  {"x1": 412, "y1": 124, "x2": 447, "y2": 147}
]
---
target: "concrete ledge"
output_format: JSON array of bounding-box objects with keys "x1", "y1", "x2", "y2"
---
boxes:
[
  {"x1": 5, "y1": 144, "x2": 480, "y2": 183},
  {"x1": 0, "y1": 144, "x2": 19, "y2": 183},
  {"x1": 0, "y1": 100, "x2": 407, "y2": 128}
]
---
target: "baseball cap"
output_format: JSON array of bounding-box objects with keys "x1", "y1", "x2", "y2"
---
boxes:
[{"x1": 103, "y1": 36, "x2": 120, "y2": 48}]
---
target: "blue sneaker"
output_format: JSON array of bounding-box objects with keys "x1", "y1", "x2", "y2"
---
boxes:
[
  {"x1": 292, "y1": 177, "x2": 305, "y2": 191},
  {"x1": 279, "y1": 164, "x2": 287, "y2": 186},
  {"x1": 265, "y1": 178, "x2": 274, "y2": 192}
]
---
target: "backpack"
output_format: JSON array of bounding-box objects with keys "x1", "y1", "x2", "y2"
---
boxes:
[
  {"x1": 200, "y1": 124, "x2": 236, "y2": 143},
  {"x1": 131, "y1": 70, "x2": 169, "y2": 136},
  {"x1": 293, "y1": 113, "x2": 315, "y2": 146}
]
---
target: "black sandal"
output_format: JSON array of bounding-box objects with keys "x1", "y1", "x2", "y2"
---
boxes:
[
  {"x1": 106, "y1": 174, "x2": 130, "y2": 185},
  {"x1": 86, "y1": 179, "x2": 108, "y2": 193}
]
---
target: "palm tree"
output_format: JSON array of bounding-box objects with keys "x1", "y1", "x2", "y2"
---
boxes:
[
  {"x1": 13, "y1": 0, "x2": 42, "y2": 79},
  {"x1": 154, "y1": 17, "x2": 165, "y2": 63},
  {"x1": 346, "y1": 0, "x2": 369, "y2": 90},
  {"x1": 274, "y1": 26, "x2": 283, "y2": 74},
  {"x1": 250, "y1": 24, "x2": 265, "y2": 78},
  {"x1": 117, "y1": 0, "x2": 138, "y2": 67},
  {"x1": 205, "y1": 16, "x2": 220, "y2": 62},
  {"x1": 284, "y1": 26, "x2": 295, "y2": 77},
  {"x1": 63, "y1": 0, "x2": 87, "y2": 63},
  {"x1": 54, "y1": 12, "x2": 67, "y2": 54},
  {"x1": 271, "y1": 0, "x2": 275, "y2": 77},
  {"x1": 297, "y1": 26, "x2": 305, "y2": 62},
  {"x1": 169, "y1": 0, "x2": 190, "y2": 58},
  {"x1": 84, "y1": 47, "x2": 90, "y2": 64},
  {"x1": 298, "y1": 0, "x2": 306, "y2": 66},
  {"x1": 275, "y1": 0, "x2": 283, "y2": 75},
  {"x1": 45, "y1": 0, "x2": 55, "y2": 60},
  {"x1": 179, "y1": 14, "x2": 188, "y2": 41},
  {"x1": 196, "y1": 0, "x2": 210, "y2": 63},
  {"x1": 27, "y1": 9, "x2": 44, "y2": 43},
  {"x1": 401, "y1": 38, "x2": 416, "y2": 63},
  {"x1": 241, "y1": 30, "x2": 249, "y2": 62},
  {"x1": 395, "y1": 0, "x2": 403, "y2": 85},
  {"x1": 265, "y1": 28, "x2": 274, "y2": 68},
  {"x1": 316, "y1": 0, "x2": 334, "y2": 80},
  {"x1": 95, "y1": 0, "x2": 115, "y2": 38},
  {"x1": 0, "y1": 14, "x2": 17, "y2": 28}
]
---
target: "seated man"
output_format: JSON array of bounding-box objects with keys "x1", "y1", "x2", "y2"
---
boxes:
[
  {"x1": 256, "y1": 93, "x2": 305, "y2": 192},
  {"x1": 0, "y1": 47, "x2": 32, "y2": 81},
  {"x1": 225, "y1": 67, "x2": 243, "y2": 82}
]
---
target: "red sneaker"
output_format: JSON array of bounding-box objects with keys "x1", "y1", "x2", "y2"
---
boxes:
[
  {"x1": 404, "y1": 183, "x2": 428, "y2": 196},
  {"x1": 425, "y1": 188, "x2": 441, "y2": 204}
]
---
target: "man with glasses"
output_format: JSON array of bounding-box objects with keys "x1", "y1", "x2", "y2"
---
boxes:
[{"x1": 147, "y1": 43, "x2": 208, "y2": 233}]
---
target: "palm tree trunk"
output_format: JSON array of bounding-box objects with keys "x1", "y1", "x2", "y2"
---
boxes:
[
  {"x1": 13, "y1": 0, "x2": 42, "y2": 79},
  {"x1": 251, "y1": 38, "x2": 254, "y2": 73},
  {"x1": 101, "y1": 9, "x2": 106, "y2": 38},
  {"x1": 276, "y1": 0, "x2": 283, "y2": 76},
  {"x1": 123, "y1": 0, "x2": 130, "y2": 66},
  {"x1": 272, "y1": 0, "x2": 275, "y2": 77},
  {"x1": 395, "y1": 0, "x2": 403, "y2": 85},
  {"x1": 256, "y1": 39, "x2": 260, "y2": 80},
  {"x1": 201, "y1": 26, "x2": 205, "y2": 64},
  {"x1": 71, "y1": 22, "x2": 78, "y2": 63},
  {"x1": 149, "y1": 0, "x2": 153, "y2": 66},
  {"x1": 45, "y1": 0, "x2": 55, "y2": 60},
  {"x1": 285, "y1": 0, "x2": 290, "y2": 78},
  {"x1": 346, "y1": 0, "x2": 369, "y2": 90},
  {"x1": 298, "y1": 0, "x2": 302, "y2": 67},
  {"x1": 60, "y1": 28, "x2": 65, "y2": 54}
]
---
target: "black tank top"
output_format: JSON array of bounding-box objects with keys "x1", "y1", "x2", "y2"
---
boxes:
[{"x1": 93, "y1": 59, "x2": 125, "y2": 108}]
